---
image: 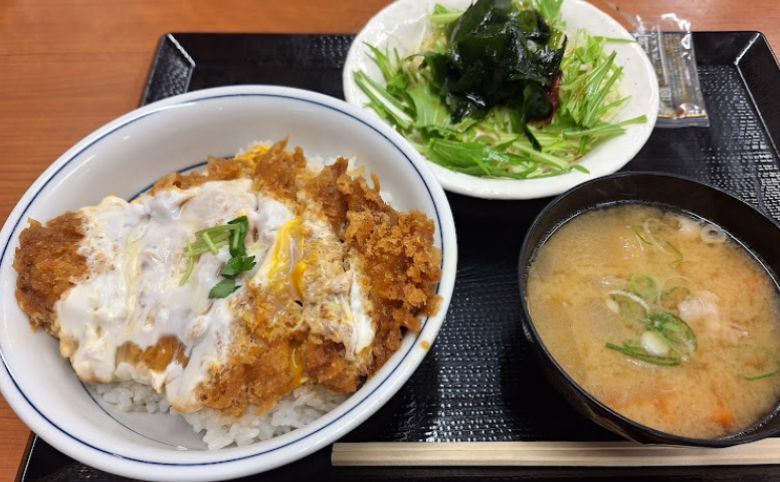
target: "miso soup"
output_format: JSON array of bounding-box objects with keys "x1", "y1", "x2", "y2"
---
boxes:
[{"x1": 527, "y1": 203, "x2": 780, "y2": 439}]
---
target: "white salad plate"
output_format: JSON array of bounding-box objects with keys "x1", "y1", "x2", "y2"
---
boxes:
[
  {"x1": 0, "y1": 85, "x2": 457, "y2": 481},
  {"x1": 343, "y1": 0, "x2": 660, "y2": 200}
]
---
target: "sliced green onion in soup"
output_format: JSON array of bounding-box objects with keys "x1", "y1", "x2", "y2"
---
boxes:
[
  {"x1": 660, "y1": 285, "x2": 691, "y2": 309},
  {"x1": 607, "y1": 290, "x2": 649, "y2": 318},
  {"x1": 665, "y1": 240, "x2": 684, "y2": 268},
  {"x1": 642, "y1": 218, "x2": 666, "y2": 247},
  {"x1": 729, "y1": 344, "x2": 780, "y2": 381},
  {"x1": 645, "y1": 311, "x2": 697, "y2": 357},
  {"x1": 640, "y1": 330, "x2": 670, "y2": 357},
  {"x1": 630, "y1": 273, "x2": 660, "y2": 303},
  {"x1": 633, "y1": 226, "x2": 652, "y2": 245},
  {"x1": 606, "y1": 310, "x2": 697, "y2": 366},
  {"x1": 743, "y1": 368, "x2": 780, "y2": 381},
  {"x1": 638, "y1": 218, "x2": 685, "y2": 268}
]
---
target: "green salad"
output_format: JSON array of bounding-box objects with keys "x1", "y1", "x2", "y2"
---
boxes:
[{"x1": 353, "y1": 0, "x2": 646, "y2": 179}]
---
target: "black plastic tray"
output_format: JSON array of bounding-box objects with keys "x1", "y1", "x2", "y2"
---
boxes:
[{"x1": 19, "y1": 32, "x2": 780, "y2": 482}]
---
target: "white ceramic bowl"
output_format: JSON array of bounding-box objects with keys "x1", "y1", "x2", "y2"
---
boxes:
[
  {"x1": 343, "y1": 0, "x2": 659, "y2": 199},
  {"x1": 0, "y1": 86, "x2": 457, "y2": 481}
]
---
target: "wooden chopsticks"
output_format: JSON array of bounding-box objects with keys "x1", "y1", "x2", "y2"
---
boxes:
[{"x1": 332, "y1": 440, "x2": 780, "y2": 467}]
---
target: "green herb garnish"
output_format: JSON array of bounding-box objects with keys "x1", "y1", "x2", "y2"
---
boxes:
[
  {"x1": 180, "y1": 216, "x2": 256, "y2": 299},
  {"x1": 208, "y1": 278, "x2": 240, "y2": 299},
  {"x1": 220, "y1": 255, "x2": 257, "y2": 278}
]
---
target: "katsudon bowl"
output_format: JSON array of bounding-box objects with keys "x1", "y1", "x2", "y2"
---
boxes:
[
  {"x1": 517, "y1": 172, "x2": 780, "y2": 447},
  {"x1": 0, "y1": 85, "x2": 457, "y2": 481}
]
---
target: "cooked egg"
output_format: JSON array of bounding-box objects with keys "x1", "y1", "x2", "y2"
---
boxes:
[
  {"x1": 54, "y1": 178, "x2": 374, "y2": 412},
  {"x1": 252, "y1": 215, "x2": 375, "y2": 360},
  {"x1": 14, "y1": 139, "x2": 443, "y2": 428}
]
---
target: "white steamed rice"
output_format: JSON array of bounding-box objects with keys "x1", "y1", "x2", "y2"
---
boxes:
[{"x1": 93, "y1": 382, "x2": 346, "y2": 449}]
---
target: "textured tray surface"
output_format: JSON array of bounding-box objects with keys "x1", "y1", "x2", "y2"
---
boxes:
[{"x1": 22, "y1": 32, "x2": 780, "y2": 481}]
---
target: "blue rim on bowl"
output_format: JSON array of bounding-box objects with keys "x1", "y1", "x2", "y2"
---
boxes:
[{"x1": 0, "y1": 85, "x2": 458, "y2": 481}]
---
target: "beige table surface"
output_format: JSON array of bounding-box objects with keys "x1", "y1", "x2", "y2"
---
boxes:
[{"x1": 1, "y1": 0, "x2": 779, "y2": 479}]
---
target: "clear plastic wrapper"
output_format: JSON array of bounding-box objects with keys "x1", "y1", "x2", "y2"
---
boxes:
[{"x1": 610, "y1": 6, "x2": 710, "y2": 127}]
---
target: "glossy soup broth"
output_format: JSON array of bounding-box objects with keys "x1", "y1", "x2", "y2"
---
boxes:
[{"x1": 527, "y1": 204, "x2": 780, "y2": 439}]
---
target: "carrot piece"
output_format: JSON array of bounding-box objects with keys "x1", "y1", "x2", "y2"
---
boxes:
[{"x1": 712, "y1": 404, "x2": 734, "y2": 428}]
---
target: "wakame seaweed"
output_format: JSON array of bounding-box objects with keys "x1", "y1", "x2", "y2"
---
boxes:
[
  {"x1": 353, "y1": 0, "x2": 646, "y2": 179},
  {"x1": 423, "y1": 0, "x2": 566, "y2": 123}
]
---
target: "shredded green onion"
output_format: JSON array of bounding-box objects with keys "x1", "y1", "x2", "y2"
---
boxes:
[
  {"x1": 633, "y1": 219, "x2": 685, "y2": 268},
  {"x1": 742, "y1": 368, "x2": 780, "y2": 381},
  {"x1": 178, "y1": 257, "x2": 196, "y2": 287},
  {"x1": 202, "y1": 232, "x2": 218, "y2": 254},
  {"x1": 660, "y1": 286, "x2": 691, "y2": 309},
  {"x1": 606, "y1": 341, "x2": 681, "y2": 366},
  {"x1": 633, "y1": 226, "x2": 651, "y2": 245},
  {"x1": 666, "y1": 241, "x2": 684, "y2": 268}
]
